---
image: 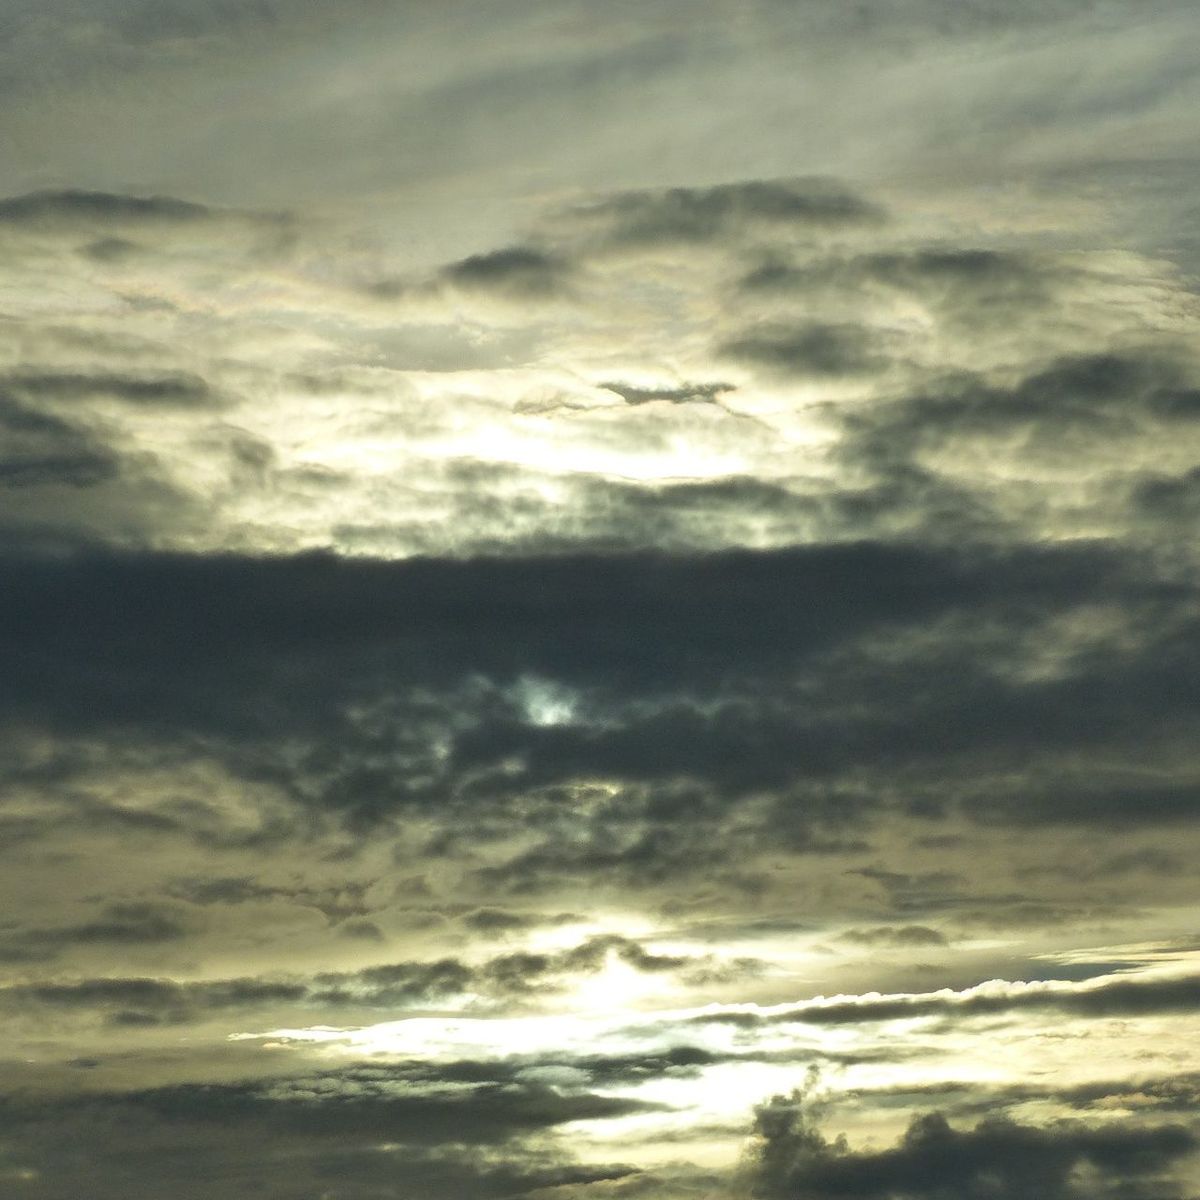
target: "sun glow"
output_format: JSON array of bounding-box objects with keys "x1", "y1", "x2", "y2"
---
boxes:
[{"x1": 573, "y1": 952, "x2": 665, "y2": 1014}]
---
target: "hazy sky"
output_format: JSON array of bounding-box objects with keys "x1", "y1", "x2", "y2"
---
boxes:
[{"x1": 2, "y1": 3, "x2": 1200, "y2": 1198}]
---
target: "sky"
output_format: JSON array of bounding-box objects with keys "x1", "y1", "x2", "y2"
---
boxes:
[{"x1": 1, "y1": 2, "x2": 1200, "y2": 1197}]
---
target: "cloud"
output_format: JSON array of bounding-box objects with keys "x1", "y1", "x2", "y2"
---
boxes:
[
  {"x1": 692, "y1": 971, "x2": 1200, "y2": 1032},
  {"x1": 841, "y1": 351, "x2": 1200, "y2": 473},
  {"x1": 737, "y1": 248, "x2": 1055, "y2": 321},
  {"x1": 720, "y1": 322, "x2": 886, "y2": 377},
  {"x1": 839, "y1": 926, "x2": 949, "y2": 948},
  {"x1": 461, "y1": 907, "x2": 545, "y2": 934},
  {"x1": 367, "y1": 244, "x2": 575, "y2": 309},
  {"x1": 0, "y1": 902, "x2": 195, "y2": 963},
  {"x1": 2, "y1": 370, "x2": 218, "y2": 409},
  {"x1": 0, "y1": 932, "x2": 728, "y2": 1023},
  {"x1": 442, "y1": 245, "x2": 574, "y2": 299},
  {"x1": 0, "y1": 531, "x2": 1195, "y2": 899},
  {"x1": 559, "y1": 178, "x2": 885, "y2": 249},
  {"x1": 0, "y1": 396, "x2": 119, "y2": 490},
  {"x1": 600, "y1": 380, "x2": 736, "y2": 407},
  {"x1": 0, "y1": 189, "x2": 214, "y2": 227},
  {"x1": 1, "y1": 8, "x2": 1199, "y2": 1199},
  {"x1": 0, "y1": 1063, "x2": 664, "y2": 1143},
  {"x1": 741, "y1": 1088, "x2": 1196, "y2": 1200},
  {"x1": 0, "y1": 1061, "x2": 648, "y2": 1199}
]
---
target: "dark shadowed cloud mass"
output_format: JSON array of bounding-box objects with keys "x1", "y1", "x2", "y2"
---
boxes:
[{"x1": 1, "y1": 2, "x2": 1199, "y2": 1198}]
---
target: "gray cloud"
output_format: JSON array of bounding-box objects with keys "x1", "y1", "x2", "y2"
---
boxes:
[
  {"x1": 0, "y1": 933, "x2": 726, "y2": 1024},
  {"x1": 738, "y1": 248, "x2": 1055, "y2": 317},
  {"x1": 0, "y1": 1064, "x2": 664, "y2": 1143},
  {"x1": 0, "y1": 533, "x2": 1194, "y2": 904},
  {"x1": 839, "y1": 926, "x2": 949, "y2": 948},
  {"x1": 743, "y1": 1088, "x2": 1196, "y2": 1200},
  {"x1": 2, "y1": 9, "x2": 1200, "y2": 1191},
  {"x1": 0, "y1": 902, "x2": 195, "y2": 964},
  {"x1": 600, "y1": 380, "x2": 736, "y2": 406},
  {"x1": 561, "y1": 178, "x2": 885, "y2": 249},
  {"x1": 3, "y1": 370, "x2": 218, "y2": 409},
  {"x1": 0, "y1": 396, "x2": 119, "y2": 491},
  {"x1": 720, "y1": 322, "x2": 887, "y2": 377},
  {"x1": 442, "y1": 245, "x2": 574, "y2": 298},
  {"x1": 692, "y1": 971, "x2": 1200, "y2": 1032},
  {"x1": 0, "y1": 189, "x2": 213, "y2": 226},
  {"x1": 0, "y1": 1061, "x2": 648, "y2": 1199}
]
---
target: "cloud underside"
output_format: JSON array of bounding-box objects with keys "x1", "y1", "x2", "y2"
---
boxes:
[
  {"x1": 0, "y1": 1067, "x2": 650, "y2": 1200},
  {"x1": 743, "y1": 1088, "x2": 1197, "y2": 1200},
  {"x1": 1, "y1": 537, "x2": 1196, "y2": 866},
  {"x1": 2, "y1": 1055, "x2": 1196, "y2": 1200}
]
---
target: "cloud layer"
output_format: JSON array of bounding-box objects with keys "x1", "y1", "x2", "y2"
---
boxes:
[{"x1": 3, "y1": 3, "x2": 1200, "y2": 1197}]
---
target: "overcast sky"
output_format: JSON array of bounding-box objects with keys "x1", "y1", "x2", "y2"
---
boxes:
[{"x1": 2, "y1": 3, "x2": 1200, "y2": 1198}]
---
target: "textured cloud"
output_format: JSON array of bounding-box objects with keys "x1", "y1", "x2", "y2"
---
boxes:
[
  {"x1": 556, "y1": 178, "x2": 885, "y2": 251},
  {"x1": 0, "y1": 1064, "x2": 648, "y2": 1199},
  {"x1": 1, "y1": 537, "x2": 1191, "y2": 847},
  {"x1": 0, "y1": 189, "x2": 214, "y2": 226},
  {"x1": 0, "y1": 931, "x2": 740, "y2": 1027},
  {"x1": 754, "y1": 972, "x2": 1200, "y2": 1029},
  {"x1": 741, "y1": 1090, "x2": 1196, "y2": 1200},
  {"x1": 2, "y1": 4, "x2": 1200, "y2": 1195}
]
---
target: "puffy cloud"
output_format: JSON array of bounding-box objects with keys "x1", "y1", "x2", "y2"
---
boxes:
[{"x1": 740, "y1": 1089, "x2": 1196, "y2": 1200}]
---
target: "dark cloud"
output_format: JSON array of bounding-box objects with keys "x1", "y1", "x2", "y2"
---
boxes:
[
  {"x1": 441, "y1": 245, "x2": 573, "y2": 298},
  {"x1": 839, "y1": 926, "x2": 949, "y2": 948},
  {"x1": 498, "y1": 933, "x2": 690, "y2": 984},
  {"x1": 0, "y1": 396, "x2": 119, "y2": 490},
  {"x1": 366, "y1": 244, "x2": 573, "y2": 305},
  {"x1": 79, "y1": 236, "x2": 144, "y2": 262},
  {"x1": 0, "y1": 189, "x2": 291, "y2": 258},
  {"x1": 971, "y1": 776, "x2": 1200, "y2": 829},
  {"x1": 738, "y1": 248, "x2": 1054, "y2": 318},
  {"x1": 336, "y1": 918, "x2": 386, "y2": 942},
  {"x1": 565, "y1": 178, "x2": 884, "y2": 247},
  {"x1": 743, "y1": 1088, "x2": 1196, "y2": 1200},
  {"x1": 1, "y1": 7, "x2": 1198, "y2": 1196},
  {"x1": 3, "y1": 370, "x2": 217, "y2": 409},
  {"x1": 691, "y1": 971, "x2": 1200, "y2": 1031},
  {"x1": 0, "y1": 1064, "x2": 664, "y2": 1144},
  {"x1": 0, "y1": 534, "x2": 1195, "y2": 878},
  {"x1": 317, "y1": 956, "x2": 475, "y2": 1006},
  {"x1": 16, "y1": 977, "x2": 185, "y2": 1011},
  {"x1": 1045, "y1": 1074, "x2": 1200, "y2": 1119},
  {"x1": 0, "y1": 538, "x2": 1138, "y2": 726},
  {"x1": 165, "y1": 875, "x2": 374, "y2": 922},
  {"x1": 1135, "y1": 466, "x2": 1200, "y2": 520},
  {"x1": 600, "y1": 381, "x2": 736, "y2": 406},
  {"x1": 1, "y1": 933, "x2": 723, "y2": 1024},
  {"x1": 841, "y1": 351, "x2": 1200, "y2": 474},
  {"x1": 0, "y1": 902, "x2": 194, "y2": 963},
  {"x1": 60, "y1": 902, "x2": 194, "y2": 946},
  {"x1": 0, "y1": 189, "x2": 213, "y2": 226},
  {"x1": 859, "y1": 1071, "x2": 1200, "y2": 1124},
  {"x1": 462, "y1": 907, "x2": 542, "y2": 934},
  {"x1": 0, "y1": 1062, "x2": 648, "y2": 1199},
  {"x1": 720, "y1": 322, "x2": 886, "y2": 377},
  {"x1": 322, "y1": 934, "x2": 698, "y2": 1003}
]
